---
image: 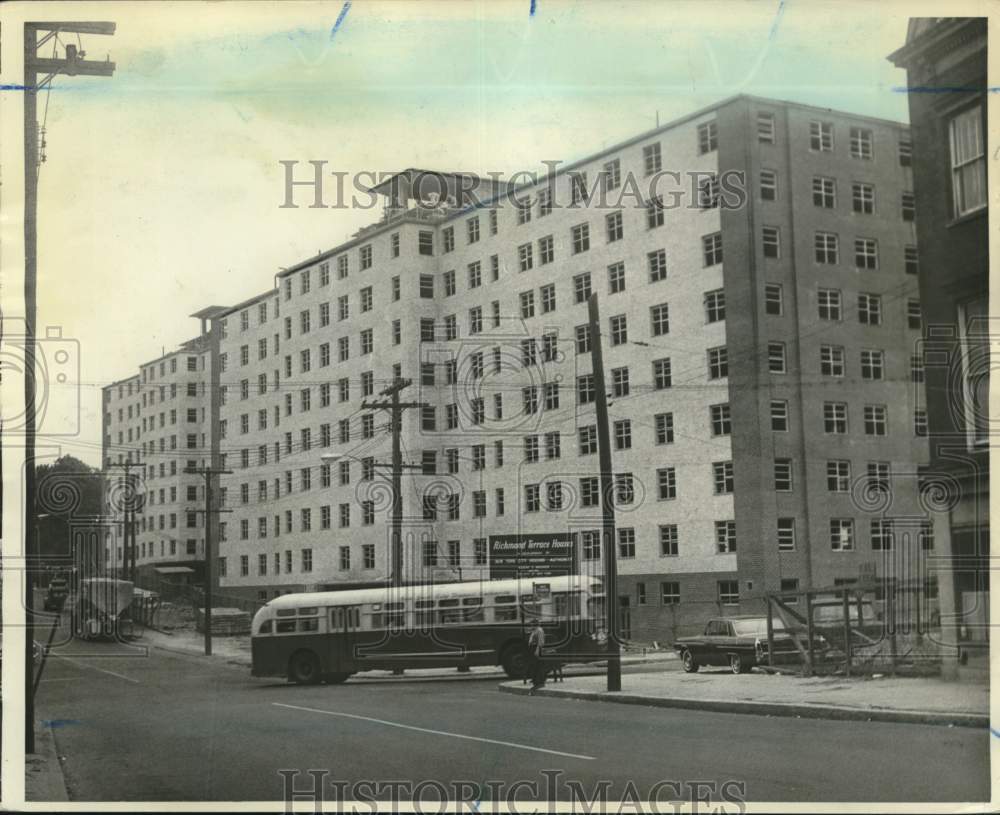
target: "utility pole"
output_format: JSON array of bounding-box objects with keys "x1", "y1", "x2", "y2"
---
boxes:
[
  {"x1": 23, "y1": 22, "x2": 115, "y2": 754},
  {"x1": 184, "y1": 465, "x2": 233, "y2": 655},
  {"x1": 107, "y1": 460, "x2": 138, "y2": 581},
  {"x1": 361, "y1": 378, "x2": 429, "y2": 586},
  {"x1": 588, "y1": 293, "x2": 621, "y2": 692}
]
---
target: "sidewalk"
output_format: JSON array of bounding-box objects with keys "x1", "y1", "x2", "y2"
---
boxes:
[
  {"x1": 499, "y1": 668, "x2": 989, "y2": 728},
  {"x1": 25, "y1": 723, "x2": 70, "y2": 802},
  {"x1": 139, "y1": 627, "x2": 675, "y2": 679}
]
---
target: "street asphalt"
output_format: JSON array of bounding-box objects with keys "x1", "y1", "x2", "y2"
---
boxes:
[{"x1": 32, "y1": 637, "x2": 990, "y2": 804}]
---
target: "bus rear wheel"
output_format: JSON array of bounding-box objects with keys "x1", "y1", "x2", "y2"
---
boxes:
[
  {"x1": 501, "y1": 642, "x2": 532, "y2": 679},
  {"x1": 288, "y1": 650, "x2": 321, "y2": 684},
  {"x1": 324, "y1": 672, "x2": 350, "y2": 685}
]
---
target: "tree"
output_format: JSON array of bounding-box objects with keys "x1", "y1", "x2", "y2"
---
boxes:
[{"x1": 35, "y1": 456, "x2": 103, "y2": 560}]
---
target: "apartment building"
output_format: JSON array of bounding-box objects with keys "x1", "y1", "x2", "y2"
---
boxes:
[
  {"x1": 103, "y1": 94, "x2": 930, "y2": 641},
  {"x1": 202, "y1": 94, "x2": 929, "y2": 641},
  {"x1": 101, "y1": 331, "x2": 215, "y2": 582}
]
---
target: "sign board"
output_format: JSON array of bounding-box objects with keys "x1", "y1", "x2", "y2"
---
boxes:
[
  {"x1": 533, "y1": 582, "x2": 551, "y2": 600},
  {"x1": 488, "y1": 533, "x2": 576, "y2": 579}
]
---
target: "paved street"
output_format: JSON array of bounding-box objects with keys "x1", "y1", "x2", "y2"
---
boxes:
[{"x1": 32, "y1": 636, "x2": 989, "y2": 804}]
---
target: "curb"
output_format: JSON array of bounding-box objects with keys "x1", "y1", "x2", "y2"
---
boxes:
[
  {"x1": 25, "y1": 724, "x2": 70, "y2": 802},
  {"x1": 497, "y1": 683, "x2": 988, "y2": 729},
  {"x1": 140, "y1": 636, "x2": 252, "y2": 668}
]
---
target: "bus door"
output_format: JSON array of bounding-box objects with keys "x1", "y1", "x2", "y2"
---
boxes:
[{"x1": 330, "y1": 606, "x2": 362, "y2": 671}]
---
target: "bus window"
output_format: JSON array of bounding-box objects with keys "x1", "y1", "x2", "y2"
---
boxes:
[
  {"x1": 462, "y1": 597, "x2": 484, "y2": 623},
  {"x1": 385, "y1": 601, "x2": 405, "y2": 629},
  {"x1": 257, "y1": 619, "x2": 272, "y2": 634},
  {"x1": 414, "y1": 599, "x2": 435, "y2": 627},
  {"x1": 298, "y1": 618, "x2": 319, "y2": 632},
  {"x1": 494, "y1": 595, "x2": 518, "y2": 622},
  {"x1": 298, "y1": 607, "x2": 318, "y2": 616},
  {"x1": 331, "y1": 608, "x2": 343, "y2": 628},
  {"x1": 438, "y1": 598, "x2": 462, "y2": 624},
  {"x1": 521, "y1": 600, "x2": 541, "y2": 618},
  {"x1": 275, "y1": 608, "x2": 296, "y2": 617},
  {"x1": 349, "y1": 608, "x2": 360, "y2": 628},
  {"x1": 276, "y1": 620, "x2": 296, "y2": 633},
  {"x1": 554, "y1": 592, "x2": 581, "y2": 618}
]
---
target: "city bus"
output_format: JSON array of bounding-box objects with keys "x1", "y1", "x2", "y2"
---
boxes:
[{"x1": 250, "y1": 574, "x2": 606, "y2": 684}]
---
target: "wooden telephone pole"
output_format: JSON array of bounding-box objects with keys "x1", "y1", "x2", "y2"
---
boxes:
[
  {"x1": 361, "y1": 378, "x2": 429, "y2": 586},
  {"x1": 23, "y1": 21, "x2": 115, "y2": 754},
  {"x1": 107, "y1": 460, "x2": 138, "y2": 581},
  {"x1": 184, "y1": 465, "x2": 233, "y2": 656},
  {"x1": 588, "y1": 293, "x2": 622, "y2": 692}
]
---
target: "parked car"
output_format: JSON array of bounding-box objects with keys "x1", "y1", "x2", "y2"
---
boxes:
[
  {"x1": 43, "y1": 577, "x2": 69, "y2": 612},
  {"x1": 674, "y1": 616, "x2": 832, "y2": 674}
]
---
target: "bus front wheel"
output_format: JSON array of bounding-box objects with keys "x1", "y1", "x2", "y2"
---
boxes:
[
  {"x1": 500, "y1": 642, "x2": 532, "y2": 679},
  {"x1": 288, "y1": 650, "x2": 322, "y2": 684}
]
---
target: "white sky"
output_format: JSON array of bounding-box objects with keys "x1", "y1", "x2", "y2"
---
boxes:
[{"x1": 2, "y1": 0, "x2": 970, "y2": 466}]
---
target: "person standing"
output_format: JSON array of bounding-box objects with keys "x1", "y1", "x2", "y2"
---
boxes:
[{"x1": 528, "y1": 618, "x2": 547, "y2": 691}]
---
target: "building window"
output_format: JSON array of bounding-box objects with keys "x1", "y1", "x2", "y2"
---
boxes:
[
  {"x1": 661, "y1": 581, "x2": 680, "y2": 604},
  {"x1": 899, "y1": 136, "x2": 912, "y2": 167},
  {"x1": 901, "y1": 191, "x2": 916, "y2": 221},
  {"x1": 608, "y1": 262, "x2": 626, "y2": 294},
  {"x1": 767, "y1": 342, "x2": 786, "y2": 374},
  {"x1": 761, "y1": 226, "x2": 780, "y2": 258},
  {"x1": 850, "y1": 182, "x2": 874, "y2": 214},
  {"x1": 905, "y1": 246, "x2": 919, "y2": 276},
  {"x1": 648, "y1": 249, "x2": 667, "y2": 282},
  {"x1": 818, "y1": 289, "x2": 842, "y2": 321},
  {"x1": 418, "y1": 231, "x2": 434, "y2": 256},
  {"x1": 540, "y1": 283, "x2": 556, "y2": 314},
  {"x1": 539, "y1": 235, "x2": 554, "y2": 265},
  {"x1": 849, "y1": 127, "x2": 873, "y2": 159},
  {"x1": 710, "y1": 403, "x2": 731, "y2": 436},
  {"x1": 858, "y1": 293, "x2": 882, "y2": 325},
  {"x1": 704, "y1": 289, "x2": 725, "y2": 323},
  {"x1": 578, "y1": 425, "x2": 597, "y2": 455},
  {"x1": 764, "y1": 283, "x2": 783, "y2": 315},
  {"x1": 603, "y1": 158, "x2": 621, "y2": 191},
  {"x1": 582, "y1": 530, "x2": 601, "y2": 561},
  {"x1": 647, "y1": 196, "x2": 665, "y2": 229},
  {"x1": 824, "y1": 402, "x2": 848, "y2": 434},
  {"x1": 713, "y1": 461, "x2": 734, "y2": 494},
  {"x1": 572, "y1": 223, "x2": 590, "y2": 254},
  {"x1": 814, "y1": 232, "x2": 838, "y2": 264},
  {"x1": 657, "y1": 467, "x2": 676, "y2": 500},
  {"x1": 812, "y1": 176, "x2": 836, "y2": 208},
  {"x1": 570, "y1": 172, "x2": 588, "y2": 206},
  {"x1": 617, "y1": 528, "x2": 636, "y2": 559},
  {"x1": 950, "y1": 105, "x2": 986, "y2": 216},
  {"x1": 467, "y1": 216, "x2": 480, "y2": 244},
  {"x1": 577, "y1": 374, "x2": 595, "y2": 405},
  {"x1": 759, "y1": 169, "x2": 777, "y2": 201},
  {"x1": 810, "y1": 120, "x2": 833, "y2": 152},
  {"x1": 757, "y1": 111, "x2": 775, "y2": 143},
  {"x1": 707, "y1": 346, "x2": 728, "y2": 380},
  {"x1": 702, "y1": 232, "x2": 723, "y2": 266},
  {"x1": 643, "y1": 142, "x2": 662, "y2": 175},
  {"x1": 652, "y1": 358, "x2": 672, "y2": 390},
  {"x1": 860, "y1": 349, "x2": 885, "y2": 380},
  {"x1": 770, "y1": 399, "x2": 788, "y2": 432},
  {"x1": 777, "y1": 518, "x2": 795, "y2": 551},
  {"x1": 609, "y1": 314, "x2": 627, "y2": 346},
  {"x1": 698, "y1": 174, "x2": 719, "y2": 209},
  {"x1": 654, "y1": 412, "x2": 673, "y2": 445},
  {"x1": 718, "y1": 580, "x2": 739, "y2": 606},
  {"x1": 855, "y1": 238, "x2": 878, "y2": 270},
  {"x1": 606, "y1": 211, "x2": 623, "y2": 243},
  {"x1": 697, "y1": 120, "x2": 718, "y2": 154},
  {"x1": 774, "y1": 458, "x2": 793, "y2": 492},
  {"x1": 650, "y1": 303, "x2": 669, "y2": 336},
  {"x1": 613, "y1": 419, "x2": 632, "y2": 450},
  {"x1": 863, "y1": 404, "x2": 887, "y2": 437},
  {"x1": 830, "y1": 519, "x2": 854, "y2": 551},
  {"x1": 827, "y1": 460, "x2": 851, "y2": 492},
  {"x1": 518, "y1": 242, "x2": 533, "y2": 272}
]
